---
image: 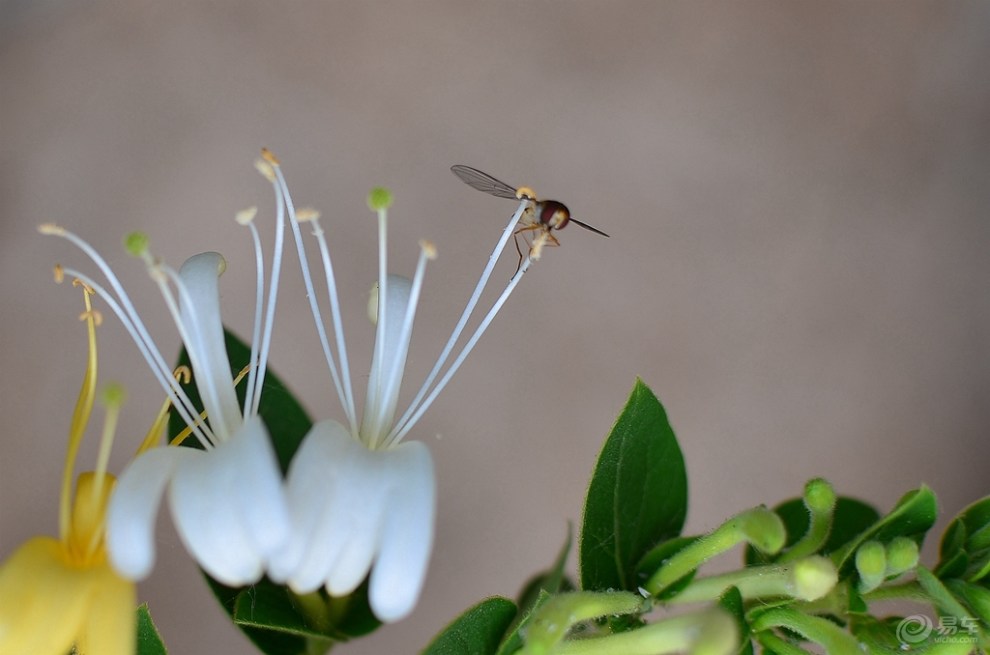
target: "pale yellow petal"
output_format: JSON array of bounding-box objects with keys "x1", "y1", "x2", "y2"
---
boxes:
[
  {"x1": 0, "y1": 537, "x2": 92, "y2": 654},
  {"x1": 74, "y1": 564, "x2": 136, "y2": 655}
]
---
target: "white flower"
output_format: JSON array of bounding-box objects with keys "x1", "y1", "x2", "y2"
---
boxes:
[
  {"x1": 262, "y1": 165, "x2": 537, "y2": 622},
  {"x1": 38, "y1": 152, "x2": 292, "y2": 586}
]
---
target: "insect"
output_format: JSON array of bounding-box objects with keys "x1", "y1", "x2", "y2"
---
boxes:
[{"x1": 450, "y1": 165, "x2": 609, "y2": 267}]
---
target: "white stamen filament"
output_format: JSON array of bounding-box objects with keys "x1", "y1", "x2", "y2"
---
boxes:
[
  {"x1": 41, "y1": 228, "x2": 215, "y2": 445},
  {"x1": 56, "y1": 265, "x2": 215, "y2": 449},
  {"x1": 389, "y1": 200, "x2": 527, "y2": 440},
  {"x1": 241, "y1": 216, "x2": 266, "y2": 417},
  {"x1": 278, "y1": 166, "x2": 358, "y2": 435},
  {"x1": 368, "y1": 243, "x2": 433, "y2": 448},
  {"x1": 386, "y1": 254, "x2": 533, "y2": 446}
]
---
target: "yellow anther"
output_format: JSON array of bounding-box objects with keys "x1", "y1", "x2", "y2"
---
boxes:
[
  {"x1": 53, "y1": 264, "x2": 65, "y2": 284},
  {"x1": 38, "y1": 223, "x2": 66, "y2": 236},
  {"x1": 71, "y1": 278, "x2": 95, "y2": 295},
  {"x1": 419, "y1": 239, "x2": 438, "y2": 260},
  {"x1": 254, "y1": 158, "x2": 277, "y2": 183},
  {"x1": 78, "y1": 309, "x2": 104, "y2": 326},
  {"x1": 236, "y1": 207, "x2": 258, "y2": 226},
  {"x1": 296, "y1": 207, "x2": 321, "y2": 223},
  {"x1": 515, "y1": 186, "x2": 537, "y2": 201},
  {"x1": 261, "y1": 147, "x2": 280, "y2": 166},
  {"x1": 173, "y1": 365, "x2": 192, "y2": 384}
]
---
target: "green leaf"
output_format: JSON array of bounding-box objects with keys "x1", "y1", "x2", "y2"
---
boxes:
[
  {"x1": 136, "y1": 604, "x2": 168, "y2": 655},
  {"x1": 421, "y1": 597, "x2": 518, "y2": 655},
  {"x1": 746, "y1": 496, "x2": 880, "y2": 566},
  {"x1": 168, "y1": 328, "x2": 312, "y2": 473},
  {"x1": 580, "y1": 379, "x2": 687, "y2": 592},
  {"x1": 717, "y1": 587, "x2": 754, "y2": 655},
  {"x1": 515, "y1": 525, "x2": 573, "y2": 619},
  {"x1": 938, "y1": 497, "x2": 990, "y2": 583},
  {"x1": 831, "y1": 487, "x2": 938, "y2": 574}
]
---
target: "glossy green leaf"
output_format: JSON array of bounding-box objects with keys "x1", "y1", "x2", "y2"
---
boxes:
[
  {"x1": 580, "y1": 379, "x2": 687, "y2": 592},
  {"x1": 136, "y1": 604, "x2": 168, "y2": 655},
  {"x1": 421, "y1": 597, "x2": 518, "y2": 655},
  {"x1": 938, "y1": 497, "x2": 990, "y2": 583},
  {"x1": 746, "y1": 496, "x2": 880, "y2": 566},
  {"x1": 831, "y1": 486, "x2": 938, "y2": 574}
]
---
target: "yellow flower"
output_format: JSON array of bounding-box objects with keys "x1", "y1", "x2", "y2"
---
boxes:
[{"x1": 0, "y1": 284, "x2": 160, "y2": 655}]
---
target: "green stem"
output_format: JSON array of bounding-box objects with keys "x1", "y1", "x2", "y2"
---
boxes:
[
  {"x1": 751, "y1": 608, "x2": 861, "y2": 654},
  {"x1": 551, "y1": 609, "x2": 736, "y2": 655},
  {"x1": 523, "y1": 591, "x2": 646, "y2": 655},
  {"x1": 645, "y1": 507, "x2": 785, "y2": 595}
]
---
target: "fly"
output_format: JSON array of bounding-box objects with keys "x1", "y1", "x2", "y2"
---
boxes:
[{"x1": 450, "y1": 165, "x2": 609, "y2": 268}]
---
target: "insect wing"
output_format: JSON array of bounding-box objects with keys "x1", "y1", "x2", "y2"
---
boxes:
[
  {"x1": 568, "y1": 217, "x2": 610, "y2": 238},
  {"x1": 450, "y1": 165, "x2": 520, "y2": 199}
]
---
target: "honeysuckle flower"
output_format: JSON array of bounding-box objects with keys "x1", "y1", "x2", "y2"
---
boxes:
[
  {"x1": 0, "y1": 286, "x2": 146, "y2": 655},
  {"x1": 38, "y1": 151, "x2": 292, "y2": 586},
  {"x1": 262, "y1": 162, "x2": 537, "y2": 622}
]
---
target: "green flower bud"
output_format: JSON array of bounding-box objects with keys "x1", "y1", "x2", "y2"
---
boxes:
[
  {"x1": 855, "y1": 540, "x2": 886, "y2": 593},
  {"x1": 804, "y1": 478, "x2": 836, "y2": 514},
  {"x1": 885, "y1": 537, "x2": 919, "y2": 577},
  {"x1": 792, "y1": 556, "x2": 838, "y2": 601}
]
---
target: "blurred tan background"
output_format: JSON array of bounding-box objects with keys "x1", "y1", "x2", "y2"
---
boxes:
[{"x1": 1, "y1": 2, "x2": 988, "y2": 653}]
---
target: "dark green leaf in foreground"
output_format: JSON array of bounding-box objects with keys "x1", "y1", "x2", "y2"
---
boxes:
[
  {"x1": 421, "y1": 597, "x2": 518, "y2": 655},
  {"x1": 580, "y1": 379, "x2": 687, "y2": 592},
  {"x1": 136, "y1": 604, "x2": 167, "y2": 655}
]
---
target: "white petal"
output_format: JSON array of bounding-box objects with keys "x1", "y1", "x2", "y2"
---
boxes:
[
  {"x1": 369, "y1": 441, "x2": 436, "y2": 622},
  {"x1": 168, "y1": 440, "x2": 264, "y2": 586},
  {"x1": 106, "y1": 446, "x2": 190, "y2": 580},
  {"x1": 268, "y1": 419, "x2": 352, "y2": 585},
  {"x1": 228, "y1": 415, "x2": 291, "y2": 559},
  {"x1": 323, "y1": 443, "x2": 392, "y2": 597},
  {"x1": 177, "y1": 252, "x2": 242, "y2": 439}
]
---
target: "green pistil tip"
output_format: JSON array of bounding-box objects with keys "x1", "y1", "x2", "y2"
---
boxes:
[
  {"x1": 101, "y1": 382, "x2": 127, "y2": 407},
  {"x1": 367, "y1": 186, "x2": 393, "y2": 211},
  {"x1": 123, "y1": 231, "x2": 149, "y2": 257}
]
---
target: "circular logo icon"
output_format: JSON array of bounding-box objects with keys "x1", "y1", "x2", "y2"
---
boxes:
[{"x1": 897, "y1": 614, "x2": 933, "y2": 645}]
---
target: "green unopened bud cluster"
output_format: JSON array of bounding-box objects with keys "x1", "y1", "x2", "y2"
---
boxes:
[{"x1": 855, "y1": 537, "x2": 919, "y2": 592}]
